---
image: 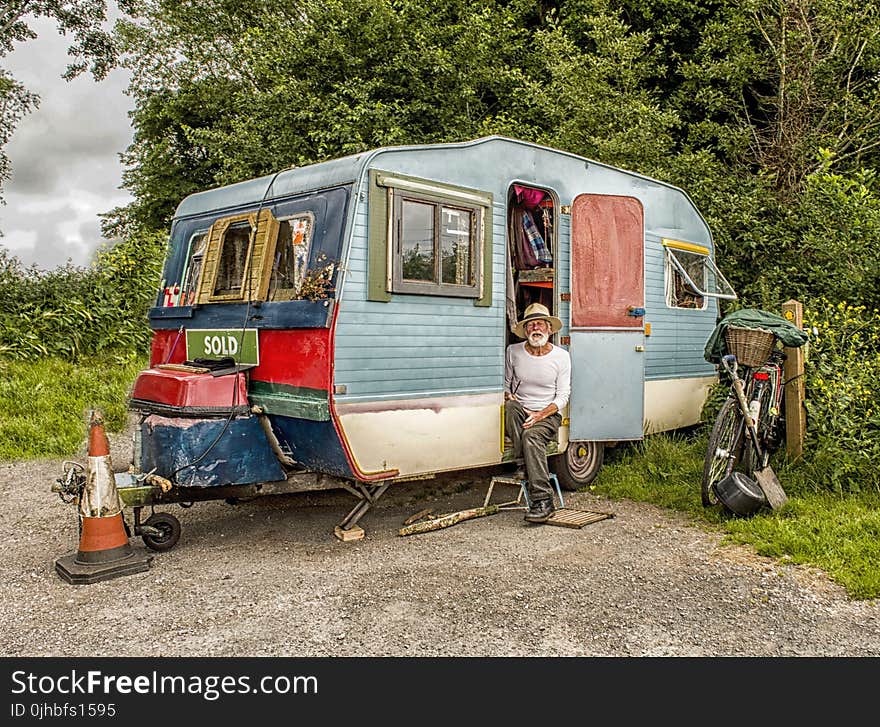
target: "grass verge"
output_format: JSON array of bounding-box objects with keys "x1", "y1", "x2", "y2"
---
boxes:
[
  {"x1": 0, "y1": 355, "x2": 147, "y2": 460},
  {"x1": 592, "y1": 432, "x2": 880, "y2": 600}
]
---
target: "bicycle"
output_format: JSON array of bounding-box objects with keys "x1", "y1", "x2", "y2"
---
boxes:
[{"x1": 701, "y1": 328, "x2": 786, "y2": 509}]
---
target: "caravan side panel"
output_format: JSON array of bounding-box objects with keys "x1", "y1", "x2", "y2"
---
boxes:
[{"x1": 333, "y1": 154, "x2": 508, "y2": 477}]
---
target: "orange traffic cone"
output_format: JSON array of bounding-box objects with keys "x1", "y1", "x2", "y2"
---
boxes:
[{"x1": 55, "y1": 410, "x2": 152, "y2": 584}]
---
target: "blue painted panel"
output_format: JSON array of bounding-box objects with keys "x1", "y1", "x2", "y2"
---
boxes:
[
  {"x1": 175, "y1": 154, "x2": 365, "y2": 218},
  {"x1": 269, "y1": 416, "x2": 354, "y2": 478},
  {"x1": 333, "y1": 193, "x2": 506, "y2": 401},
  {"x1": 149, "y1": 299, "x2": 334, "y2": 330},
  {"x1": 160, "y1": 186, "x2": 351, "y2": 310},
  {"x1": 139, "y1": 416, "x2": 286, "y2": 487},
  {"x1": 569, "y1": 331, "x2": 646, "y2": 440}
]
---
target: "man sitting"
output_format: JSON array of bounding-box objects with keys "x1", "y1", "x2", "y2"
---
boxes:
[{"x1": 504, "y1": 303, "x2": 571, "y2": 523}]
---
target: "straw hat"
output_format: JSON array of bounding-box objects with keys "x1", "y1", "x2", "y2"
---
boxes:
[{"x1": 512, "y1": 303, "x2": 563, "y2": 339}]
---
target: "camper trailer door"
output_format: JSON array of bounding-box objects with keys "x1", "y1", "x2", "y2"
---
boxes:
[{"x1": 568, "y1": 194, "x2": 645, "y2": 441}]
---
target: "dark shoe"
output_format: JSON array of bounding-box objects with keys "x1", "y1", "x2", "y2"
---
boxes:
[
  {"x1": 512, "y1": 467, "x2": 527, "y2": 480},
  {"x1": 524, "y1": 499, "x2": 555, "y2": 523}
]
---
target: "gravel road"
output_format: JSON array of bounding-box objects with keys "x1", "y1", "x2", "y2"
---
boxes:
[{"x1": 2, "y1": 422, "x2": 879, "y2": 657}]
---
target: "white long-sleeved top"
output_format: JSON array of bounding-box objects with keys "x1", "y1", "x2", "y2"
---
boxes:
[{"x1": 504, "y1": 342, "x2": 571, "y2": 413}]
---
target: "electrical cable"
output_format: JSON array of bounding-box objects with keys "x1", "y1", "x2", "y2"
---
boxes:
[{"x1": 162, "y1": 325, "x2": 184, "y2": 365}]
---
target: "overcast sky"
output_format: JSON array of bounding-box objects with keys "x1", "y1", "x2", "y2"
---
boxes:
[{"x1": 0, "y1": 14, "x2": 134, "y2": 270}]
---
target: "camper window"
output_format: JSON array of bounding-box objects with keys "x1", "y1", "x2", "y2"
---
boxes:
[
  {"x1": 391, "y1": 192, "x2": 480, "y2": 297},
  {"x1": 368, "y1": 171, "x2": 491, "y2": 304},
  {"x1": 268, "y1": 214, "x2": 314, "y2": 300},
  {"x1": 179, "y1": 231, "x2": 208, "y2": 306},
  {"x1": 665, "y1": 247, "x2": 707, "y2": 309},
  {"x1": 195, "y1": 209, "x2": 280, "y2": 304},
  {"x1": 213, "y1": 222, "x2": 254, "y2": 297},
  {"x1": 663, "y1": 239, "x2": 737, "y2": 309}
]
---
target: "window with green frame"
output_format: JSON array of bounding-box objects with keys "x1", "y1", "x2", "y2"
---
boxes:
[{"x1": 368, "y1": 170, "x2": 493, "y2": 306}]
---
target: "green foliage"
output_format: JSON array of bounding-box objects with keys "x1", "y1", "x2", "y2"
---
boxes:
[
  {"x1": 0, "y1": 355, "x2": 146, "y2": 460},
  {"x1": 109, "y1": 0, "x2": 691, "y2": 230},
  {"x1": 723, "y1": 492, "x2": 880, "y2": 600},
  {"x1": 597, "y1": 435, "x2": 713, "y2": 517},
  {"x1": 0, "y1": 231, "x2": 166, "y2": 361},
  {"x1": 797, "y1": 299, "x2": 880, "y2": 494},
  {"x1": 106, "y1": 0, "x2": 880, "y2": 318}
]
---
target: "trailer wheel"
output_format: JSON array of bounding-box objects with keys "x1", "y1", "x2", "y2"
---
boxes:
[
  {"x1": 141, "y1": 512, "x2": 181, "y2": 552},
  {"x1": 552, "y1": 441, "x2": 604, "y2": 491}
]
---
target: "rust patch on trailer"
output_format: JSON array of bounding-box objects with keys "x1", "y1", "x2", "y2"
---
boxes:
[{"x1": 334, "y1": 392, "x2": 500, "y2": 416}]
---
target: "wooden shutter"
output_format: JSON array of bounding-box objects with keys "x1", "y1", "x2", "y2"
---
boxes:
[
  {"x1": 194, "y1": 210, "x2": 280, "y2": 304},
  {"x1": 246, "y1": 209, "x2": 281, "y2": 301}
]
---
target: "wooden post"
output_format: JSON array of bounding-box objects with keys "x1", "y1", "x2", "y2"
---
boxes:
[{"x1": 781, "y1": 300, "x2": 806, "y2": 460}]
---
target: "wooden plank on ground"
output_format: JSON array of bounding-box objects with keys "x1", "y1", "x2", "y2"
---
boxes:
[{"x1": 546, "y1": 508, "x2": 614, "y2": 529}]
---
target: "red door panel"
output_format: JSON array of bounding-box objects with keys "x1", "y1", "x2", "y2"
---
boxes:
[{"x1": 570, "y1": 194, "x2": 644, "y2": 328}]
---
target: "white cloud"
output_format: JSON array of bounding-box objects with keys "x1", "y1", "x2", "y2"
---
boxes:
[{"x1": 0, "y1": 12, "x2": 135, "y2": 269}]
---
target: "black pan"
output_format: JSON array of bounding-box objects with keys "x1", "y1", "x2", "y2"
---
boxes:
[{"x1": 713, "y1": 472, "x2": 767, "y2": 516}]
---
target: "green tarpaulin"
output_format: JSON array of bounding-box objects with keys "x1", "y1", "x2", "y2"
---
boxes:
[{"x1": 703, "y1": 308, "x2": 809, "y2": 364}]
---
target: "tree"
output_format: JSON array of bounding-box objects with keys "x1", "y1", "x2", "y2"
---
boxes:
[
  {"x1": 0, "y1": 0, "x2": 135, "y2": 207},
  {"x1": 109, "y1": 0, "x2": 880, "y2": 310},
  {"x1": 109, "y1": 0, "x2": 681, "y2": 232}
]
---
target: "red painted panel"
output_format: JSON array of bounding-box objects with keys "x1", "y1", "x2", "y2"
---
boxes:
[
  {"x1": 570, "y1": 194, "x2": 644, "y2": 328},
  {"x1": 150, "y1": 329, "x2": 186, "y2": 367},
  {"x1": 149, "y1": 328, "x2": 330, "y2": 390},
  {"x1": 252, "y1": 329, "x2": 331, "y2": 390},
  {"x1": 132, "y1": 369, "x2": 248, "y2": 408}
]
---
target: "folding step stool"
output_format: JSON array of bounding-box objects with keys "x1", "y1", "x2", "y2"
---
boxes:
[{"x1": 483, "y1": 473, "x2": 564, "y2": 511}]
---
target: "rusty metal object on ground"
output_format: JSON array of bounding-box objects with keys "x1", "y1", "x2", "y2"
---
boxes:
[{"x1": 145, "y1": 473, "x2": 173, "y2": 493}]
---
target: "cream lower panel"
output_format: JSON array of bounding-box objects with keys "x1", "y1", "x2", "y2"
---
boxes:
[
  {"x1": 335, "y1": 392, "x2": 504, "y2": 477},
  {"x1": 644, "y1": 375, "x2": 717, "y2": 434}
]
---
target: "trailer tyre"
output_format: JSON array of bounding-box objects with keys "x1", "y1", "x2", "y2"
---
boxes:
[
  {"x1": 142, "y1": 512, "x2": 181, "y2": 552},
  {"x1": 552, "y1": 441, "x2": 604, "y2": 491}
]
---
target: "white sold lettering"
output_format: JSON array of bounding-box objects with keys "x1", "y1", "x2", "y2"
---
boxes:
[{"x1": 203, "y1": 335, "x2": 240, "y2": 356}]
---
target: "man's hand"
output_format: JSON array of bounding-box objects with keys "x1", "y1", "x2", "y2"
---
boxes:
[
  {"x1": 522, "y1": 411, "x2": 541, "y2": 429},
  {"x1": 522, "y1": 403, "x2": 558, "y2": 429}
]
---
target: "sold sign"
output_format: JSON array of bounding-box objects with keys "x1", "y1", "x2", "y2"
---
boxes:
[{"x1": 185, "y1": 329, "x2": 259, "y2": 365}]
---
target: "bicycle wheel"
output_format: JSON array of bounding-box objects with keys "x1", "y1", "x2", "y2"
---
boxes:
[{"x1": 701, "y1": 397, "x2": 747, "y2": 507}]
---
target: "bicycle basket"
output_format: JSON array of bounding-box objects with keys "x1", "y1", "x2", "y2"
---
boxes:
[{"x1": 723, "y1": 326, "x2": 777, "y2": 368}]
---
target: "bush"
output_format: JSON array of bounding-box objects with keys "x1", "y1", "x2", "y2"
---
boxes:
[
  {"x1": 0, "y1": 230, "x2": 166, "y2": 361},
  {"x1": 798, "y1": 299, "x2": 880, "y2": 494}
]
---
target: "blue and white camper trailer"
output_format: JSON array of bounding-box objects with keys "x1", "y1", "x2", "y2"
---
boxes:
[{"x1": 130, "y1": 136, "x2": 736, "y2": 540}]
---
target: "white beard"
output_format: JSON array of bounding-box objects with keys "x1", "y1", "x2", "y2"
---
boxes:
[{"x1": 528, "y1": 331, "x2": 549, "y2": 348}]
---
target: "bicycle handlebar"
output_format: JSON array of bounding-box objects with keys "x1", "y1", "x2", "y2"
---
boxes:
[{"x1": 721, "y1": 354, "x2": 738, "y2": 375}]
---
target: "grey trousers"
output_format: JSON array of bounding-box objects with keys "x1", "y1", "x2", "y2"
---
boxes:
[{"x1": 504, "y1": 399, "x2": 561, "y2": 503}]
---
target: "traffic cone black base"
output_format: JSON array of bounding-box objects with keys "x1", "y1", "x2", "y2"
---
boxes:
[{"x1": 54, "y1": 545, "x2": 152, "y2": 585}]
